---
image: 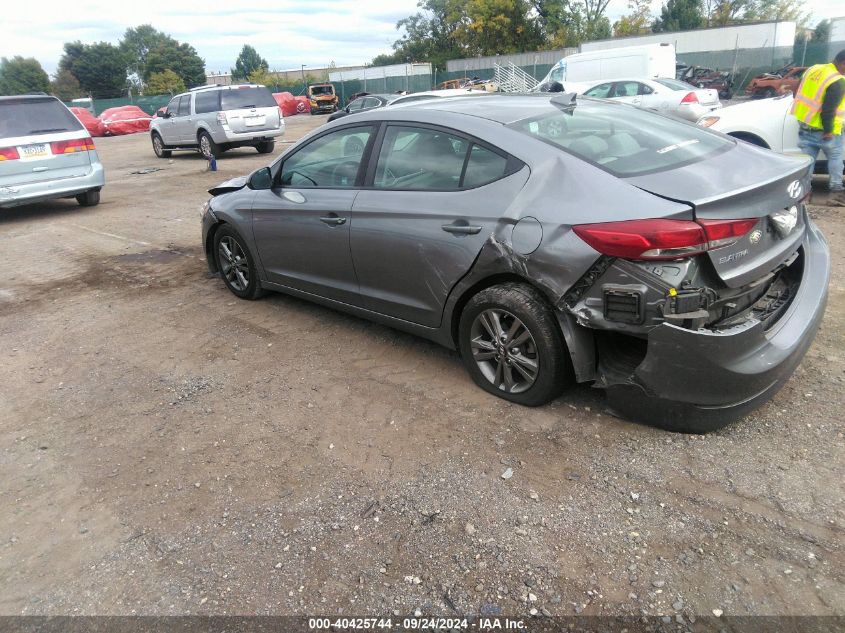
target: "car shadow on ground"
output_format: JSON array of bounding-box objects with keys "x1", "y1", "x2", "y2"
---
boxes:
[
  {"x1": 0, "y1": 199, "x2": 93, "y2": 225},
  {"x1": 250, "y1": 281, "x2": 609, "y2": 416}
]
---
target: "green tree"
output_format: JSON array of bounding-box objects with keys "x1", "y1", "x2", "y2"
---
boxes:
[
  {"x1": 614, "y1": 0, "x2": 652, "y2": 36},
  {"x1": 60, "y1": 41, "x2": 128, "y2": 98},
  {"x1": 145, "y1": 69, "x2": 186, "y2": 95},
  {"x1": 145, "y1": 41, "x2": 206, "y2": 88},
  {"x1": 50, "y1": 68, "x2": 83, "y2": 100},
  {"x1": 0, "y1": 56, "x2": 51, "y2": 95},
  {"x1": 456, "y1": 0, "x2": 544, "y2": 56},
  {"x1": 247, "y1": 67, "x2": 277, "y2": 88},
  {"x1": 231, "y1": 45, "x2": 268, "y2": 81},
  {"x1": 121, "y1": 24, "x2": 172, "y2": 81},
  {"x1": 534, "y1": 0, "x2": 611, "y2": 47},
  {"x1": 813, "y1": 19, "x2": 830, "y2": 42},
  {"x1": 652, "y1": 0, "x2": 704, "y2": 32}
]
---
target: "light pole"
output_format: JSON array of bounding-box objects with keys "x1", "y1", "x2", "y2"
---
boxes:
[{"x1": 301, "y1": 64, "x2": 307, "y2": 94}]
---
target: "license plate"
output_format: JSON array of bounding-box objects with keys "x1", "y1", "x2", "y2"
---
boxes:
[
  {"x1": 19, "y1": 143, "x2": 49, "y2": 159},
  {"x1": 245, "y1": 116, "x2": 265, "y2": 127}
]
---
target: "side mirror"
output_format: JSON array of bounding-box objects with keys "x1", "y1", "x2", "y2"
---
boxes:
[
  {"x1": 160, "y1": 111, "x2": 170, "y2": 119},
  {"x1": 248, "y1": 166, "x2": 273, "y2": 190}
]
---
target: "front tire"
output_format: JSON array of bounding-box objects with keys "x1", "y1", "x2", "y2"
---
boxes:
[
  {"x1": 198, "y1": 131, "x2": 220, "y2": 159},
  {"x1": 76, "y1": 190, "x2": 100, "y2": 207},
  {"x1": 256, "y1": 140, "x2": 275, "y2": 154},
  {"x1": 151, "y1": 132, "x2": 171, "y2": 158},
  {"x1": 458, "y1": 283, "x2": 572, "y2": 407},
  {"x1": 213, "y1": 225, "x2": 264, "y2": 300}
]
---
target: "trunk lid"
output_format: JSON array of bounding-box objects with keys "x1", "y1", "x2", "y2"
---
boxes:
[
  {"x1": 695, "y1": 88, "x2": 720, "y2": 106},
  {"x1": 626, "y1": 141, "x2": 812, "y2": 288}
]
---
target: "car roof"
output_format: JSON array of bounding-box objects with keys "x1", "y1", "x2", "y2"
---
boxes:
[
  {"x1": 356, "y1": 92, "x2": 619, "y2": 125},
  {"x1": 0, "y1": 94, "x2": 58, "y2": 102}
]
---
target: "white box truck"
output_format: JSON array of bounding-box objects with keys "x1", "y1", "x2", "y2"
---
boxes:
[{"x1": 535, "y1": 43, "x2": 676, "y2": 90}]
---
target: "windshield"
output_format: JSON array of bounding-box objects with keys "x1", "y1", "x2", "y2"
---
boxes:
[
  {"x1": 220, "y1": 87, "x2": 276, "y2": 110},
  {"x1": 310, "y1": 85, "x2": 334, "y2": 96},
  {"x1": 0, "y1": 98, "x2": 84, "y2": 138},
  {"x1": 509, "y1": 102, "x2": 732, "y2": 177},
  {"x1": 655, "y1": 78, "x2": 695, "y2": 91}
]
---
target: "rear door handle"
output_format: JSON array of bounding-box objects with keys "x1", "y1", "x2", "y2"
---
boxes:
[
  {"x1": 320, "y1": 216, "x2": 347, "y2": 226},
  {"x1": 442, "y1": 224, "x2": 482, "y2": 235}
]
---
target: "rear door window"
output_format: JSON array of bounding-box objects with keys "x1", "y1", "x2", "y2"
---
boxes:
[
  {"x1": 176, "y1": 95, "x2": 191, "y2": 116},
  {"x1": 195, "y1": 90, "x2": 220, "y2": 114},
  {"x1": 220, "y1": 87, "x2": 276, "y2": 110},
  {"x1": 374, "y1": 126, "x2": 469, "y2": 190},
  {"x1": 0, "y1": 98, "x2": 83, "y2": 138}
]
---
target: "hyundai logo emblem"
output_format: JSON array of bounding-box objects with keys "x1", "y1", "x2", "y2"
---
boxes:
[{"x1": 787, "y1": 180, "x2": 803, "y2": 199}]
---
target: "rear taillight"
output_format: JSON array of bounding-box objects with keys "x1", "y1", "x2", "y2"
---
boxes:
[
  {"x1": 572, "y1": 218, "x2": 757, "y2": 260},
  {"x1": 681, "y1": 92, "x2": 699, "y2": 104},
  {"x1": 217, "y1": 112, "x2": 227, "y2": 125},
  {"x1": 51, "y1": 137, "x2": 96, "y2": 154},
  {"x1": 0, "y1": 146, "x2": 20, "y2": 161}
]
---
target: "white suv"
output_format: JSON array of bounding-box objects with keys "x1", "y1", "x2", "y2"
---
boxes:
[{"x1": 149, "y1": 84, "x2": 284, "y2": 159}]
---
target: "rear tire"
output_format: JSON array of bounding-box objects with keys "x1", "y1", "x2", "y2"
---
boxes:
[
  {"x1": 256, "y1": 141, "x2": 275, "y2": 154},
  {"x1": 213, "y1": 225, "x2": 265, "y2": 300},
  {"x1": 458, "y1": 283, "x2": 572, "y2": 407},
  {"x1": 151, "y1": 132, "x2": 171, "y2": 158},
  {"x1": 198, "y1": 131, "x2": 220, "y2": 159},
  {"x1": 76, "y1": 190, "x2": 100, "y2": 207}
]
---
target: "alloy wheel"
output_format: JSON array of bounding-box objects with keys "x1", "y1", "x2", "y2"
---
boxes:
[
  {"x1": 200, "y1": 135, "x2": 211, "y2": 156},
  {"x1": 470, "y1": 308, "x2": 539, "y2": 394},
  {"x1": 153, "y1": 135, "x2": 163, "y2": 156},
  {"x1": 218, "y1": 236, "x2": 250, "y2": 291}
]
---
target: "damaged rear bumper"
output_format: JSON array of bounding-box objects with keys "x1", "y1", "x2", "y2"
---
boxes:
[{"x1": 605, "y1": 222, "x2": 829, "y2": 432}]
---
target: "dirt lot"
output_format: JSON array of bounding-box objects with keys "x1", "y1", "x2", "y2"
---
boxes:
[{"x1": 0, "y1": 114, "x2": 843, "y2": 623}]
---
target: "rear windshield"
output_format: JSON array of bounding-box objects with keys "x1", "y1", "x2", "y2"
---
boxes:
[
  {"x1": 508, "y1": 101, "x2": 731, "y2": 177},
  {"x1": 220, "y1": 87, "x2": 276, "y2": 111},
  {"x1": 310, "y1": 85, "x2": 333, "y2": 96},
  {"x1": 655, "y1": 78, "x2": 695, "y2": 91},
  {"x1": 0, "y1": 98, "x2": 84, "y2": 138}
]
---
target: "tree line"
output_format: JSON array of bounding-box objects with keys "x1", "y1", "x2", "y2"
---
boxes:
[
  {"x1": 0, "y1": 25, "x2": 205, "y2": 99},
  {"x1": 368, "y1": 0, "x2": 820, "y2": 70}
]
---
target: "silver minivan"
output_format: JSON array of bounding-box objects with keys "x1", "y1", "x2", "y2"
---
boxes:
[
  {"x1": 0, "y1": 95, "x2": 104, "y2": 208},
  {"x1": 149, "y1": 84, "x2": 284, "y2": 159}
]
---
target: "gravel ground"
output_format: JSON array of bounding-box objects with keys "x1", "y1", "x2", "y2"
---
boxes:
[{"x1": 0, "y1": 114, "x2": 843, "y2": 622}]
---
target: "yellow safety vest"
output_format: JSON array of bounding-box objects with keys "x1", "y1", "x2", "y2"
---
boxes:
[{"x1": 791, "y1": 63, "x2": 845, "y2": 135}]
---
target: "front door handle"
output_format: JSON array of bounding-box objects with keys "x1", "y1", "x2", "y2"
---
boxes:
[
  {"x1": 442, "y1": 223, "x2": 482, "y2": 235},
  {"x1": 320, "y1": 216, "x2": 347, "y2": 226}
]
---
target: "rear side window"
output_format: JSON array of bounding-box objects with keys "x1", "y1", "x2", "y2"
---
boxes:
[
  {"x1": 195, "y1": 90, "x2": 220, "y2": 114},
  {"x1": 220, "y1": 87, "x2": 276, "y2": 110},
  {"x1": 463, "y1": 144, "x2": 508, "y2": 189},
  {"x1": 0, "y1": 98, "x2": 83, "y2": 138}
]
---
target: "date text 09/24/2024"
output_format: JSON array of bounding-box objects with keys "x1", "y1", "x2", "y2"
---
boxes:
[{"x1": 308, "y1": 617, "x2": 527, "y2": 630}]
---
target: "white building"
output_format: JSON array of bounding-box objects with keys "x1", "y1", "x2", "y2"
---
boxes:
[{"x1": 580, "y1": 21, "x2": 796, "y2": 55}]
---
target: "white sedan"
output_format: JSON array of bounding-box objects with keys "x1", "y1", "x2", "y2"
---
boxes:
[
  {"x1": 573, "y1": 77, "x2": 721, "y2": 121},
  {"x1": 695, "y1": 94, "x2": 842, "y2": 176}
]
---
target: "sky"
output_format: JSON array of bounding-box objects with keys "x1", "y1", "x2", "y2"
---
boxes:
[{"x1": 1, "y1": 0, "x2": 843, "y2": 77}]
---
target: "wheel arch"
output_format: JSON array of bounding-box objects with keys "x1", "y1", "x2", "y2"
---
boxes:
[
  {"x1": 448, "y1": 272, "x2": 556, "y2": 349},
  {"x1": 205, "y1": 219, "x2": 226, "y2": 274}
]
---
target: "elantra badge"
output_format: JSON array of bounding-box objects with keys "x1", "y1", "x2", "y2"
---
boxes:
[{"x1": 787, "y1": 180, "x2": 803, "y2": 199}]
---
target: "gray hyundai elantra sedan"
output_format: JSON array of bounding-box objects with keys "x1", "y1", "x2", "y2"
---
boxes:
[{"x1": 201, "y1": 93, "x2": 829, "y2": 433}]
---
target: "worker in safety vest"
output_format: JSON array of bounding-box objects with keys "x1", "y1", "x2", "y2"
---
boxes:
[{"x1": 792, "y1": 50, "x2": 845, "y2": 205}]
